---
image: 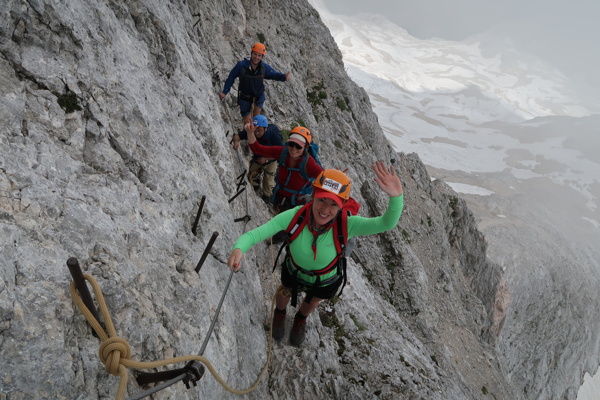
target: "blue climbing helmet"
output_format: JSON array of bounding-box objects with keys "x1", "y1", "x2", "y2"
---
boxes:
[{"x1": 252, "y1": 115, "x2": 268, "y2": 128}]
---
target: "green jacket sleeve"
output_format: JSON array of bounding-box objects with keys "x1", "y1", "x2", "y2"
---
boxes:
[
  {"x1": 347, "y1": 194, "x2": 404, "y2": 238},
  {"x1": 231, "y1": 206, "x2": 301, "y2": 253},
  {"x1": 232, "y1": 194, "x2": 404, "y2": 253}
]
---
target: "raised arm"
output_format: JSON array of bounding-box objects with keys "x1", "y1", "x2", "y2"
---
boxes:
[
  {"x1": 345, "y1": 162, "x2": 404, "y2": 238},
  {"x1": 372, "y1": 161, "x2": 403, "y2": 197},
  {"x1": 244, "y1": 122, "x2": 257, "y2": 145}
]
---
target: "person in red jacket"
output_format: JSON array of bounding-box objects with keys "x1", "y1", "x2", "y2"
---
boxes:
[{"x1": 246, "y1": 125, "x2": 323, "y2": 214}]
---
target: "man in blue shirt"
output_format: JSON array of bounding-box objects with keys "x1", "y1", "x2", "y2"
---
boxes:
[
  {"x1": 232, "y1": 115, "x2": 283, "y2": 201},
  {"x1": 219, "y1": 43, "x2": 290, "y2": 125}
]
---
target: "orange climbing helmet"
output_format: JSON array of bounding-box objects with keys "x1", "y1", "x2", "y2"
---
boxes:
[
  {"x1": 288, "y1": 126, "x2": 312, "y2": 145},
  {"x1": 251, "y1": 42, "x2": 266, "y2": 55},
  {"x1": 312, "y1": 169, "x2": 351, "y2": 207}
]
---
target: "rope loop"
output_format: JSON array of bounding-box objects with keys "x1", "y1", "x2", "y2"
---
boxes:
[
  {"x1": 99, "y1": 337, "x2": 132, "y2": 376},
  {"x1": 70, "y1": 270, "x2": 277, "y2": 399}
]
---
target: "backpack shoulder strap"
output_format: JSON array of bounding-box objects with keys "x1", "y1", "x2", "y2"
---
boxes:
[
  {"x1": 272, "y1": 204, "x2": 311, "y2": 272},
  {"x1": 330, "y1": 210, "x2": 350, "y2": 298},
  {"x1": 278, "y1": 146, "x2": 289, "y2": 167},
  {"x1": 239, "y1": 62, "x2": 249, "y2": 81},
  {"x1": 333, "y1": 210, "x2": 349, "y2": 255},
  {"x1": 298, "y1": 152, "x2": 311, "y2": 180},
  {"x1": 270, "y1": 147, "x2": 289, "y2": 204},
  {"x1": 286, "y1": 203, "x2": 311, "y2": 242}
]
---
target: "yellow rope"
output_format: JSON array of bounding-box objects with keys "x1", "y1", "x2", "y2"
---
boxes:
[{"x1": 70, "y1": 273, "x2": 279, "y2": 399}]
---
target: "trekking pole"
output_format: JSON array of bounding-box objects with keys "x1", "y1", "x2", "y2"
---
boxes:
[
  {"x1": 195, "y1": 231, "x2": 219, "y2": 273},
  {"x1": 191, "y1": 195, "x2": 206, "y2": 236}
]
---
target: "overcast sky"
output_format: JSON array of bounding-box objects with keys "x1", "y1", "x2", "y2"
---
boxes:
[{"x1": 320, "y1": 0, "x2": 600, "y2": 103}]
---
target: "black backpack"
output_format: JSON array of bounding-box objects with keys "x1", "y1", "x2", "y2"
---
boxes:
[{"x1": 237, "y1": 63, "x2": 266, "y2": 102}]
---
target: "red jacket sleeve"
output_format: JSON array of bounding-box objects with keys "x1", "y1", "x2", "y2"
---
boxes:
[{"x1": 249, "y1": 142, "x2": 284, "y2": 159}]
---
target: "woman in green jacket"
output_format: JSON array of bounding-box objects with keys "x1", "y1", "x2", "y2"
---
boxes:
[{"x1": 227, "y1": 161, "x2": 404, "y2": 346}]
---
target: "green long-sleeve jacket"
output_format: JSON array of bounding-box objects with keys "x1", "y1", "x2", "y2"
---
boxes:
[{"x1": 233, "y1": 194, "x2": 404, "y2": 283}]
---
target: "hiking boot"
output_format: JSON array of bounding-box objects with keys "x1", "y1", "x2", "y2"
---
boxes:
[
  {"x1": 289, "y1": 314, "x2": 308, "y2": 347},
  {"x1": 271, "y1": 309, "x2": 286, "y2": 341}
]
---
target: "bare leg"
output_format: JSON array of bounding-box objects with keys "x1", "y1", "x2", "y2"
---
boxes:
[
  {"x1": 275, "y1": 287, "x2": 323, "y2": 316},
  {"x1": 299, "y1": 296, "x2": 323, "y2": 317},
  {"x1": 276, "y1": 286, "x2": 291, "y2": 310},
  {"x1": 252, "y1": 105, "x2": 262, "y2": 118}
]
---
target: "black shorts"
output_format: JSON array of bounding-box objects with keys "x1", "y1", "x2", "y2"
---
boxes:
[{"x1": 280, "y1": 261, "x2": 342, "y2": 300}]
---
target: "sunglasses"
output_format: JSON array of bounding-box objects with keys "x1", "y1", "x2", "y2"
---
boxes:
[{"x1": 287, "y1": 142, "x2": 304, "y2": 150}]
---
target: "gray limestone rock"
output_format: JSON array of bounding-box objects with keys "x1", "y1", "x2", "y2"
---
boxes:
[{"x1": 0, "y1": 1, "x2": 596, "y2": 400}]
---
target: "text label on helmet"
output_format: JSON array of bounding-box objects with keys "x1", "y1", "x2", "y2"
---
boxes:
[{"x1": 322, "y1": 178, "x2": 342, "y2": 194}]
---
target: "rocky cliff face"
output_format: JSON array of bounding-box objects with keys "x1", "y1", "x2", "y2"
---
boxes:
[{"x1": 2, "y1": 1, "x2": 515, "y2": 399}]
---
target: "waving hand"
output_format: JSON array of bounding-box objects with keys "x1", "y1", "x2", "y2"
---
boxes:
[{"x1": 372, "y1": 161, "x2": 403, "y2": 197}]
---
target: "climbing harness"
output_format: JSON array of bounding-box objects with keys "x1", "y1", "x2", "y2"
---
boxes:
[{"x1": 271, "y1": 203, "x2": 352, "y2": 307}]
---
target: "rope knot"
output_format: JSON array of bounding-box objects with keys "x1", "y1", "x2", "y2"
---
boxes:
[{"x1": 99, "y1": 337, "x2": 132, "y2": 376}]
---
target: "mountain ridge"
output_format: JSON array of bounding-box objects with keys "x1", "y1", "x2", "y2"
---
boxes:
[{"x1": 311, "y1": 2, "x2": 600, "y2": 398}]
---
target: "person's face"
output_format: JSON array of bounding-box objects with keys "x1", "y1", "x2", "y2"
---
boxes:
[
  {"x1": 250, "y1": 51, "x2": 263, "y2": 65},
  {"x1": 312, "y1": 197, "x2": 341, "y2": 227},
  {"x1": 254, "y1": 126, "x2": 266, "y2": 138},
  {"x1": 287, "y1": 141, "x2": 305, "y2": 159}
]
